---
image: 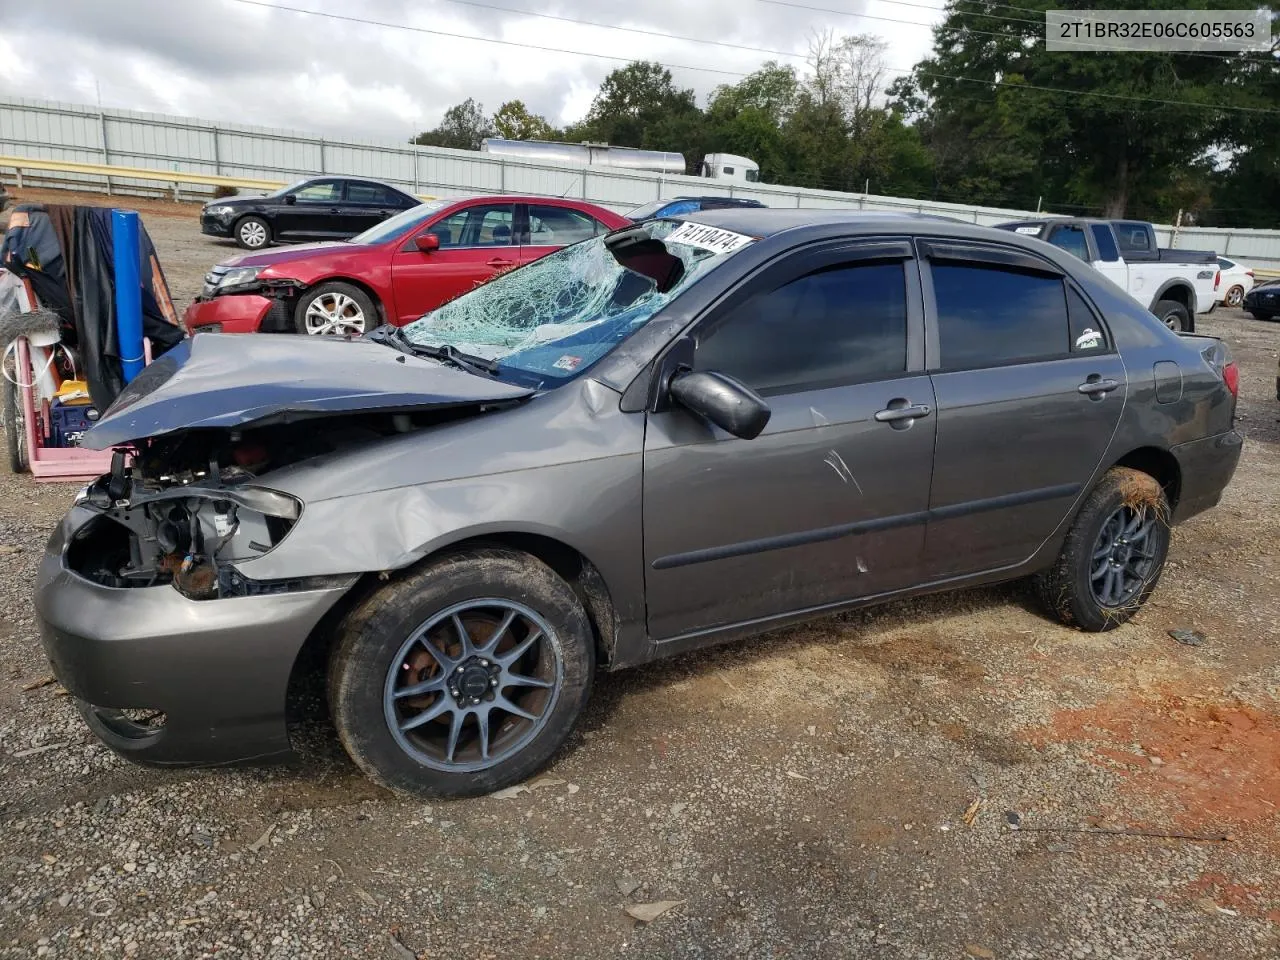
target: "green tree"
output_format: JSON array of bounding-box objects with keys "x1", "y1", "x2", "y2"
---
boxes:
[
  {"x1": 412, "y1": 98, "x2": 493, "y2": 151},
  {"x1": 569, "y1": 62, "x2": 704, "y2": 170},
  {"x1": 492, "y1": 100, "x2": 558, "y2": 141},
  {"x1": 890, "y1": 0, "x2": 1260, "y2": 219}
]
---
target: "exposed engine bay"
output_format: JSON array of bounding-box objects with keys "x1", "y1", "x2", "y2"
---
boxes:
[{"x1": 65, "y1": 410, "x2": 470, "y2": 600}]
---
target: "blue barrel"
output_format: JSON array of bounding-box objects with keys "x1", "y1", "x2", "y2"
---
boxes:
[{"x1": 111, "y1": 210, "x2": 145, "y2": 383}]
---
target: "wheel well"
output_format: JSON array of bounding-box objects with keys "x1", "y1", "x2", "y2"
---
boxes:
[
  {"x1": 297, "y1": 277, "x2": 387, "y2": 326},
  {"x1": 1112, "y1": 447, "x2": 1181, "y2": 508},
  {"x1": 285, "y1": 533, "x2": 619, "y2": 719},
  {"x1": 1157, "y1": 284, "x2": 1192, "y2": 310}
]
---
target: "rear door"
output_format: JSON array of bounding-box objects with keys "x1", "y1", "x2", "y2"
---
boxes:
[
  {"x1": 1087, "y1": 223, "x2": 1129, "y2": 293},
  {"x1": 643, "y1": 240, "x2": 937, "y2": 640},
  {"x1": 918, "y1": 240, "x2": 1125, "y2": 578},
  {"x1": 518, "y1": 203, "x2": 609, "y2": 265},
  {"x1": 343, "y1": 181, "x2": 402, "y2": 235},
  {"x1": 389, "y1": 202, "x2": 518, "y2": 322}
]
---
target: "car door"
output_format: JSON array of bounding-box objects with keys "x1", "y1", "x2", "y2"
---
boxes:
[
  {"x1": 277, "y1": 179, "x2": 345, "y2": 239},
  {"x1": 642, "y1": 240, "x2": 937, "y2": 640},
  {"x1": 918, "y1": 240, "x2": 1126, "y2": 579},
  {"x1": 344, "y1": 181, "x2": 401, "y2": 235},
  {"x1": 389, "y1": 202, "x2": 517, "y2": 322},
  {"x1": 518, "y1": 203, "x2": 608, "y2": 265}
]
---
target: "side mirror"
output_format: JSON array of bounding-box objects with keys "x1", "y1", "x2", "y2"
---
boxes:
[
  {"x1": 415, "y1": 233, "x2": 441, "y2": 253},
  {"x1": 668, "y1": 370, "x2": 770, "y2": 440},
  {"x1": 283, "y1": 194, "x2": 297, "y2": 205}
]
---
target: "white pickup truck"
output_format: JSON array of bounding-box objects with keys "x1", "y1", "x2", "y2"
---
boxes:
[{"x1": 997, "y1": 218, "x2": 1218, "y2": 332}]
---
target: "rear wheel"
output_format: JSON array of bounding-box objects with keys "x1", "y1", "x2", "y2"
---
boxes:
[
  {"x1": 3, "y1": 363, "x2": 28, "y2": 474},
  {"x1": 294, "y1": 281, "x2": 377, "y2": 336},
  {"x1": 1035, "y1": 467, "x2": 1170, "y2": 632},
  {"x1": 328, "y1": 547, "x2": 595, "y2": 798},
  {"x1": 1153, "y1": 299, "x2": 1190, "y2": 332},
  {"x1": 1224, "y1": 285, "x2": 1245, "y2": 308}
]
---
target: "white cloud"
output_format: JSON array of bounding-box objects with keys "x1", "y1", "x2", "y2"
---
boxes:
[{"x1": 0, "y1": 0, "x2": 944, "y2": 138}]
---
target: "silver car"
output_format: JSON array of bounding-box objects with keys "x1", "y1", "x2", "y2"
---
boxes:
[{"x1": 34, "y1": 212, "x2": 1243, "y2": 797}]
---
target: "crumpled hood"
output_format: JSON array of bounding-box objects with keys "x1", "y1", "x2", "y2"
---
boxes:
[
  {"x1": 83, "y1": 333, "x2": 533, "y2": 449},
  {"x1": 218, "y1": 241, "x2": 352, "y2": 269}
]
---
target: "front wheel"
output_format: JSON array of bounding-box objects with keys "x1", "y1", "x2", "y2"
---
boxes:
[
  {"x1": 1152, "y1": 299, "x2": 1190, "y2": 332},
  {"x1": 1035, "y1": 467, "x2": 1171, "y2": 632},
  {"x1": 294, "y1": 281, "x2": 377, "y2": 336},
  {"x1": 328, "y1": 547, "x2": 595, "y2": 798},
  {"x1": 234, "y1": 215, "x2": 271, "y2": 250}
]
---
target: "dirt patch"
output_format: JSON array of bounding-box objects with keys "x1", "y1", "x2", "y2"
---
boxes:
[
  {"x1": 843, "y1": 632, "x2": 987, "y2": 685},
  {"x1": 1033, "y1": 691, "x2": 1280, "y2": 830}
]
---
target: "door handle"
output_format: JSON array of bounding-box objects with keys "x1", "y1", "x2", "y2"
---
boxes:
[
  {"x1": 486, "y1": 257, "x2": 515, "y2": 267},
  {"x1": 1078, "y1": 376, "x2": 1120, "y2": 397},
  {"x1": 328, "y1": 207, "x2": 340, "y2": 214},
  {"x1": 874, "y1": 400, "x2": 932, "y2": 424}
]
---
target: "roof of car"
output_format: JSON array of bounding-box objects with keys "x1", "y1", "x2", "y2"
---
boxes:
[{"x1": 669, "y1": 208, "x2": 966, "y2": 238}]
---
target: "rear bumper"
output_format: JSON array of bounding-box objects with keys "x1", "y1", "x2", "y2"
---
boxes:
[
  {"x1": 183, "y1": 295, "x2": 275, "y2": 334},
  {"x1": 34, "y1": 508, "x2": 352, "y2": 765},
  {"x1": 1170, "y1": 429, "x2": 1243, "y2": 523}
]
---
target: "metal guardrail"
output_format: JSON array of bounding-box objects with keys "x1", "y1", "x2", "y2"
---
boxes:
[{"x1": 0, "y1": 156, "x2": 437, "y2": 202}]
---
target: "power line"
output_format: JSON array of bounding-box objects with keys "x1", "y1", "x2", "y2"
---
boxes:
[{"x1": 225, "y1": 0, "x2": 1280, "y2": 117}]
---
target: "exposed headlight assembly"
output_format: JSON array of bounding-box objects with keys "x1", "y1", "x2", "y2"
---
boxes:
[{"x1": 215, "y1": 266, "x2": 263, "y2": 294}]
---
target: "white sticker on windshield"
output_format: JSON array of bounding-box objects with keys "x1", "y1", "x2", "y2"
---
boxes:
[
  {"x1": 664, "y1": 221, "x2": 756, "y2": 255},
  {"x1": 1075, "y1": 327, "x2": 1103, "y2": 350},
  {"x1": 1014, "y1": 226, "x2": 1042, "y2": 235}
]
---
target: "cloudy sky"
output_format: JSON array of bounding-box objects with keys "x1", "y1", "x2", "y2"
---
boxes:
[{"x1": 0, "y1": 0, "x2": 942, "y2": 142}]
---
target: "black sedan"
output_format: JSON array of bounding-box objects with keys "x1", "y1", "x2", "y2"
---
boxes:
[
  {"x1": 1243, "y1": 278, "x2": 1280, "y2": 322},
  {"x1": 201, "y1": 177, "x2": 421, "y2": 250}
]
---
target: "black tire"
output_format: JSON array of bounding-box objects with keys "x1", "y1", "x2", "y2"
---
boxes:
[
  {"x1": 1248, "y1": 311, "x2": 1274, "y2": 323},
  {"x1": 234, "y1": 215, "x2": 271, "y2": 250},
  {"x1": 294, "y1": 281, "x2": 377, "y2": 336},
  {"x1": 1152, "y1": 299, "x2": 1190, "y2": 332},
  {"x1": 328, "y1": 547, "x2": 595, "y2": 799},
  {"x1": 1034, "y1": 467, "x2": 1171, "y2": 632},
  {"x1": 3, "y1": 371, "x2": 28, "y2": 474}
]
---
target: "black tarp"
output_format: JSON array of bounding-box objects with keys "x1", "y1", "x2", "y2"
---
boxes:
[{"x1": 1, "y1": 203, "x2": 184, "y2": 409}]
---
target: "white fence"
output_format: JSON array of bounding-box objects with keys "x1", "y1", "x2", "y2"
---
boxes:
[{"x1": 3, "y1": 94, "x2": 1279, "y2": 268}]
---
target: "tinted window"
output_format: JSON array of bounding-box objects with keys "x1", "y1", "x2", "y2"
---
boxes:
[
  {"x1": 526, "y1": 205, "x2": 600, "y2": 245},
  {"x1": 1218, "y1": 258, "x2": 1234, "y2": 270},
  {"x1": 722, "y1": 166, "x2": 735, "y2": 176},
  {"x1": 292, "y1": 181, "x2": 341, "y2": 203},
  {"x1": 428, "y1": 204, "x2": 515, "y2": 247},
  {"x1": 933, "y1": 264, "x2": 1069, "y2": 368},
  {"x1": 746, "y1": 169, "x2": 760, "y2": 182},
  {"x1": 1047, "y1": 225, "x2": 1089, "y2": 261},
  {"x1": 695, "y1": 261, "x2": 907, "y2": 394},
  {"x1": 1090, "y1": 225, "x2": 1120, "y2": 262},
  {"x1": 1067, "y1": 287, "x2": 1107, "y2": 352},
  {"x1": 1114, "y1": 222, "x2": 1151, "y2": 255},
  {"x1": 346, "y1": 182, "x2": 398, "y2": 205}
]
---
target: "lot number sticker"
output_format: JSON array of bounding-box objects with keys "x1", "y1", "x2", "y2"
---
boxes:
[{"x1": 664, "y1": 221, "x2": 757, "y2": 255}]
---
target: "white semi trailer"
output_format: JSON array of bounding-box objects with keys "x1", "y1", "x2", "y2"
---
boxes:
[{"x1": 479, "y1": 139, "x2": 760, "y2": 184}]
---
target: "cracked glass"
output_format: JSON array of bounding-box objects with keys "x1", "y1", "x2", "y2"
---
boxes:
[{"x1": 402, "y1": 220, "x2": 755, "y2": 385}]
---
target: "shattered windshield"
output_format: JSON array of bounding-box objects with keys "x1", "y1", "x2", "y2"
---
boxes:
[{"x1": 401, "y1": 219, "x2": 757, "y2": 385}]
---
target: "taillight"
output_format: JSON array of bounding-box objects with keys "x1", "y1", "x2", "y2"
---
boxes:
[
  {"x1": 1223, "y1": 361, "x2": 1239, "y2": 399},
  {"x1": 1214, "y1": 270, "x2": 1221, "y2": 290},
  {"x1": 1246, "y1": 270, "x2": 1254, "y2": 279}
]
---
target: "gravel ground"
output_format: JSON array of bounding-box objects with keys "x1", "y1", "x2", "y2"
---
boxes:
[{"x1": 2, "y1": 192, "x2": 1278, "y2": 959}]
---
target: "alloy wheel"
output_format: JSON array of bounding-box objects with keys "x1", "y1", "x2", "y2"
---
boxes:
[
  {"x1": 303, "y1": 292, "x2": 368, "y2": 335},
  {"x1": 1089, "y1": 505, "x2": 1158, "y2": 608},
  {"x1": 1226, "y1": 286, "x2": 1244, "y2": 308},
  {"x1": 239, "y1": 220, "x2": 268, "y2": 248},
  {"x1": 383, "y1": 600, "x2": 563, "y2": 773}
]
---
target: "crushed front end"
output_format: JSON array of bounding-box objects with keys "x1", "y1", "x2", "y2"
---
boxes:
[{"x1": 33, "y1": 429, "x2": 359, "y2": 765}]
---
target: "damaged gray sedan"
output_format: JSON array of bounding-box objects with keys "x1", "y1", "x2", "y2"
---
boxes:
[{"x1": 35, "y1": 212, "x2": 1243, "y2": 798}]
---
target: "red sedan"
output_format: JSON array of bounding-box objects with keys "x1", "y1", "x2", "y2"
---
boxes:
[{"x1": 184, "y1": 196, "x2": 629, "y2": 336}]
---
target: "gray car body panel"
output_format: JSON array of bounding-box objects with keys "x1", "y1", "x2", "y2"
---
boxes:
[{"x1": 35, "y1": 210, "x2": 1243, "y2": 764}]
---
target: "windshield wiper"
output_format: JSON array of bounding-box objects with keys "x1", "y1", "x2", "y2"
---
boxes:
[{"x1": 364, "y1": 324, "x2": 501, "y2": 376}]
